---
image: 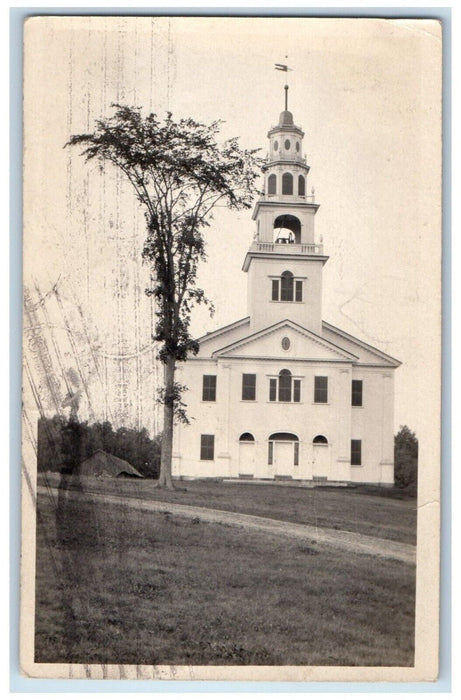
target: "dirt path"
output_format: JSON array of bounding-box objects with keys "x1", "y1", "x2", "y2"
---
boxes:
[{"x1": 37, "y1": 485, "x2": 416, "y2": 565}]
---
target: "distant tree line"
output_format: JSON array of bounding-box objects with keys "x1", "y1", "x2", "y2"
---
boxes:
[
  {"x1": 394, "y1": 425, "x2": 418, "y2": 494},
  {"x1": 37, "y1": 416, "x2": 161, "y2": 478}
]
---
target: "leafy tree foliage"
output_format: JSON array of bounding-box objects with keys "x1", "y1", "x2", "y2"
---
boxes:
[
  {"x1": 67, "y1": 105, "x2": 262, "y2": 488},
  {"x1": 37, "y1": 416, "x2": 161, "y2": 478},
  {"x1": 394, "y1": 425, "x2": 418, "y2": 493}
]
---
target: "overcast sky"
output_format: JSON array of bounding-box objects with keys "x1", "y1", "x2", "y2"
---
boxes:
[{"x1": 24, "y1": 16, "x2": 442, "y2": 443}]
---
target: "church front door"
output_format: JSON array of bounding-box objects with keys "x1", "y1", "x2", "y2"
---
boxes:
[{"x1": 274, "y1": 441, "x2": 295, "y2": 476}]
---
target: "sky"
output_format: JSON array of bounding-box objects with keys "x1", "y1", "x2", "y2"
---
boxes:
[{"x1": 23, "y1": 16, "x2": 442, "y2": 444}]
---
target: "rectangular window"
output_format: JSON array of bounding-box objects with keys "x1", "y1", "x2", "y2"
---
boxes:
[
  {"x1": 269, "y1": 378, "x2": 277, "y2": 402},
  {"x1": 272, "y1": 279, "x2": 279, "y2": 301},
  {"x1": 351, "y1": 439, "x2": 362, "y2": 466},
  {"x1": 202, "y1": 375, "x2": 216, "y2": 402},
  {"x1": 352, "y1": 379, "x2": 363, "y2": 406},
  {"x1": 268, "y1": 441, "x2": 273, "y2": 465},
  {"x1": 294, "y1": 441, "x2": 299, "y2": 466},
  {"x1": 314, "y1": 376, "x2": 328, "y2": 403},
  {"x1": 200, "y1": 434, "x2": 215, "y2": 461},
  {"x1": 242, "y1": 373, "x2": 256, "y2": 401},
  {"x1": 295, "y1": 280, "x2": 303, "y2": 302},
  {"x1": 293, "y1": 379, "x2": 301, "y2": 403}
]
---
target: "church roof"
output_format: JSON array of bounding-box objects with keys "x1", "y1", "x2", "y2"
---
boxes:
[
  {"x1": 191, "y1": 317, "x2": 400, "y2": 368},
  {"x1": 321, "y1": 321, "x2": 401, "y2": 367},
  {"x1": 279, "y1": 110, "x2": 294, "y2": 126},
  {"x1": 196, "y1": 316, "x2": 250, "y2": 344}
]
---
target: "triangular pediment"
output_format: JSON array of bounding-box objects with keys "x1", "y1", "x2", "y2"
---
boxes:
[{"x1": 213, "y1": 320, "x2": 358, "y2": 362}]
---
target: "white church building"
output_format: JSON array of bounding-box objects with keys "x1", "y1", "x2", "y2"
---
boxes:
[{"x1": 172, "y1": 98, "x2": 400, "y2": 485}]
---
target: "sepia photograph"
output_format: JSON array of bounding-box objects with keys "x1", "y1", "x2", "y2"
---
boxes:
[{"x1": 21, "y1": 16, "x2": 442, "y2": 682}]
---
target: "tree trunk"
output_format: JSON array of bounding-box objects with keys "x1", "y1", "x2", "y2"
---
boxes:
[{"x1": 158, "y1": 355, "x2": 175, "y2": 489}]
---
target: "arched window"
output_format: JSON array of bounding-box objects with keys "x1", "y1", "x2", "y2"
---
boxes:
[
  {"x1": 268, "y1": 174, "x2": 277, "y2": 195},
  {"x1": 239, "y1": 432, "x2": 255, "y2": 442},
  {"x1": 313, "y1": 435, "x2": 328, "y2": 445},
  {"x1": 280, "y1": 270, "x2": 294, "y2": 301},
  {"x1": 269, "y1": 370, "x2": 301, "y2": 403},
  {"x1": 271, "y1": 269, "x2": 303, "y2": 303},
  {"x1": 298, "y1": 174, "x2": 305, "y2": 196},
  {"x1": 282, "y1": 172, "x2": 293, "y2": 195},
  {"x1": 278, "y1": 369, "x2": 292, "y2": 402}
]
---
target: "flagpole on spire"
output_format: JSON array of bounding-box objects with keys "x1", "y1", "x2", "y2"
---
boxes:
[{"x1": 284, "y1": 84, "x2": 288, "y2": 111}]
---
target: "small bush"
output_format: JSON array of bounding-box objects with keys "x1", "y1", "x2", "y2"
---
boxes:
[{"x1": 394, "y1": 425, "x2": 418, "y2": 493}]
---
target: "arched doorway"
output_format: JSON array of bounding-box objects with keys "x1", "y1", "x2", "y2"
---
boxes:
[
  {"x1": 312, "y1": 435, "x2": 330, "y2": 478},
  {"x1": 238, "y1": 432, "x2": 255, "y2": 476},
  {"x1": 268, "y1": 432, "x2": 299, "y2": 476}
]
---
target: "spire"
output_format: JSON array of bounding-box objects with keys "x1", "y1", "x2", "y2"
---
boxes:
[{"x1": 279, "y1": 82, "x2": 294, "y2": 127}]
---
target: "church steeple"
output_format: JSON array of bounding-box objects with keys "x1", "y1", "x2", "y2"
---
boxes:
[{"x1": 243, "y1": 98, "x2": 328, "y2": 335}]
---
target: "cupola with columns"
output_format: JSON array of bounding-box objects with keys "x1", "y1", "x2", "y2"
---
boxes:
[{"x1": 243, "y1": 87, "x2": 328, "y2": 336}]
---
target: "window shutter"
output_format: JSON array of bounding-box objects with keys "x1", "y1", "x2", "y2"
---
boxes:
[
  {"x1": 272, "y1": 279, "x2": 279, "y2": 301},
  {"x1": 352, "y1": 380, "x2": 363, "y2": 406},
  {"x1": 200, "y1": 435, "x2": 215, "y2": 460},
  {"x1": 351, "y1": 439, "x2": 362, "y2": 466},
  {"x1": 314, "y1": 376, "x2": 328, "y2": 403},
  {"x1": 242, "y1": 374, "x2": 256, "y2": 401},
  {"x1": 202, "y1": 375, "x2": 217, "y2": 401},
  {"x1": 268, "y1": 441, "x2": 273, "y2": 465},
  {"x1": 269, "y1": 378, "x2": 277, "y2": 402}
]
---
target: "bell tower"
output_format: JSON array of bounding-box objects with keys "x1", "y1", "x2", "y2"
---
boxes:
[{"x1": 243, "y1": 87, "x2": 328, "y2": 335}]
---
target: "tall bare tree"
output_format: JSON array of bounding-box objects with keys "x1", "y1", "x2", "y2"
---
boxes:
[{"x1": 67, "y1": 105, "x2": 262, "y2": 488}]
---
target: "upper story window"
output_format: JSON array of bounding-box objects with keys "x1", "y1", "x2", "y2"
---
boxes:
[
  {"x1": 298, "y1": 174, "x2": 305, "y2": 196},
  {"x1": 274, "y1": 140, "x2": 279, "y2": 151},
  {"x1": 282, "y1": 172, "x2": 293, "y2": 195},
  {"x1": 271, "y1": 271, "x2": 303, "y2": 302},
  {"x1": 268, "y1": 174, "x2": 277, "y2": 195},
  {"x1": 314, "y1": 376, "x2": 328, "y2": 403},
  {"x1": 269, "y1": 369, "x2": 301, "y2": 403},
  {"x1": 352, "y1": 380, "x2": 363, "y2": 406},
  {"x1": 202, "y1": 374, "x2": 216, "y2": 402},
  {"x1": 296, "y1": 142, "x2": 300, "y2": 152},
  {"x1": 284, "y1": 139, "x2": 291, "y2": 150},
  {"x1": 242, "y1": 373, "x2": 256, "y2": 401}
]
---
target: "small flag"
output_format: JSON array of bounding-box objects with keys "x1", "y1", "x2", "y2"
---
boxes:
[{"x1": 275, "y1": 63, "x2": 290, "y2": 72}]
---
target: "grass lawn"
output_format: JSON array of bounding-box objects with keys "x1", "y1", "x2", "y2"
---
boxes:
[
  {"x1": 35, "y1": 485, "x2": 416, "y2": 666},
  {"x1": 38, "y1": 472, "x2": 417, "y2": 545}
]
